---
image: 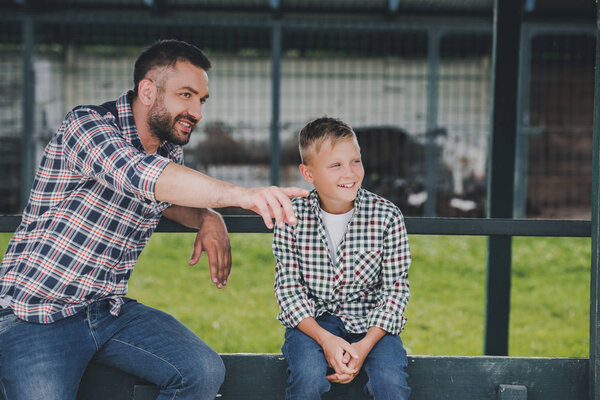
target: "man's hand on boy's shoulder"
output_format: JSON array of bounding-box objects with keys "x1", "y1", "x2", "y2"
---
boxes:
[{"x1": 238, "y1": 186, "x2": 308, "y2": 229}]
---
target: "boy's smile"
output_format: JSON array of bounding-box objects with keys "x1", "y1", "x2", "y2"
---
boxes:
[{"x1": 300, "y1": 137, "x2": 364, "y2": 214}]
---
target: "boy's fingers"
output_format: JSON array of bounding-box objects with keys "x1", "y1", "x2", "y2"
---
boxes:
[
  {"x1": 341, "y1": 352, "x2": 351, "y2": 364},
  {"x1": 327, "y1": 372, "x2": 355, "y2": 384},
  {"x1": 333, "y1": 355, "x2": 356, "y2": 375},
  {"x1": 326, "y1": 373, "x2": 341, "y2": 382},
  {"x1": 341, "y1": 342, "x2": 359, "y2": 360}
]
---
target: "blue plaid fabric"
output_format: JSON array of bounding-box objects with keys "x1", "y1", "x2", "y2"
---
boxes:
[
  {"x1": 273, "y1": 188, "x2": 411, "y2": 335},
  {"x1": 0, "y1": 91, "x2": 183, "y2": 324}
]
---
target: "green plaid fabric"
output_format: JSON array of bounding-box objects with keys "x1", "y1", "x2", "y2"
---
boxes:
[{"x1": 273, "y1": 188, "x2": 411, "y2": 335}]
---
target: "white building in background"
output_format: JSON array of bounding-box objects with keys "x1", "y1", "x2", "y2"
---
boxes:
[{"x1": 1, "y1": 44, "x2": 491, "y2": 194}]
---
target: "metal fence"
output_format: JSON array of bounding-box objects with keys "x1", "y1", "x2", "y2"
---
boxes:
[{"x1": 0, "y1": 7, "x2": 595, "y2": 219}]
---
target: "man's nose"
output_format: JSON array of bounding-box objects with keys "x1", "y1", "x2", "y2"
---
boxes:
[{"x1": 189, "y1": 103, "x2": 203, "y2": 121}]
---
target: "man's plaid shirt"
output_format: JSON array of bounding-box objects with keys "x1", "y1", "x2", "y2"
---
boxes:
[
  {"x1": 273, "y1": 188, "x2": 411, "y2": 335},
  {"x1": 0, "y1": 91, "x2": 182, "y2": 324}
]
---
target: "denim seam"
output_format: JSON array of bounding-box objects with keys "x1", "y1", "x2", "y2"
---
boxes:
[
  {"x1": 0, "y1": 377, "x2": 6, "y2": 400},
  {"x1": 0, "y1": 312, "x2": 23, "y2": 337},
  {"x1": 109, "y1": 338, "x2": 184, "y2": 396},
  {"x1": 86, "y1": 313, "x2": 100, "y2": 351}
]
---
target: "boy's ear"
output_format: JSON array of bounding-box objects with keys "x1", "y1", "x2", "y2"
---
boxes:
[{"x1": 299, "y1": 163, "x2": 314, "y2": 184}]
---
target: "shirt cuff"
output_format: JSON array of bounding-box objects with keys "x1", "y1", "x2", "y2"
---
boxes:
[
  {"x1": 277, "y1": 300, "x2": 315, "y2": 328},
  {"x1": 367, "y1": 308, "x2": 406, "y2": 335},
  {"x1": 135, "y1": 155, "x2": 171, "y2": 202}
]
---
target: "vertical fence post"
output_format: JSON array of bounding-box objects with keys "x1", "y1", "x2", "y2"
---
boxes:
[
  {"x1": 270, "y1": 20, "x2": 282, "y2": 187},
  {"x1": 21, "y1": 14, "x2": 35, "y2": 211},
  {"x1": 424, "y1": 29, "x2": 441, "y2": 217},
  {"x1": 513, "y1": 28, "x2": 532, "y2": 218},
  {"x1": 589, "y1": 4, "x2": 600, "y2": 399},
  {"x1": 484, "y1": 0, "x2": 522, "y2": 356}
]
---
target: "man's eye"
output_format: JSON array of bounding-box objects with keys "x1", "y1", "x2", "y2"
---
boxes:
[
  {"x1": 330, "y1": 163, "x2": 340, "y2": 168},
  {"x1": 353, "y1": 160, "x2": 362, "y2": 164}
]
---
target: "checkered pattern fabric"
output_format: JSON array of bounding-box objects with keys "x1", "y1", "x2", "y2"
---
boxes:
[
  {"x1": 0, "y1": 91, "x2": 182, "y2": 324},
  {"x1": 273, "y1": 188, "x2": 411, "y2": 335}
]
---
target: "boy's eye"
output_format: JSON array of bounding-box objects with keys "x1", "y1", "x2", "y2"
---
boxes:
[
  {"x1": 180, "y1": 93, "x2": 191, "y2": 99},
  {"x1": 200, "y1": 98, "x2": 207, "y2": 104},
  {"x1": 353, "y1": 159, "x2": 362, "y2": 164}
]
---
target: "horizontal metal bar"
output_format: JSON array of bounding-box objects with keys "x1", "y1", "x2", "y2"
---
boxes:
[
  {"x1": 405, "y1": 217, "x2": 591, "y2": 237},
  {"x1": 0, "y1": 11, "x2": 493, "y2": 33},
  {"x1": 1, "y1": 9, "x2": 593, "y2": 34},
  {"x1": 0, "y1": 215, "x2": 592, "y2": 237},
  {"x1": 522, "y1": 23, "x2": 595, "y2": 36}
]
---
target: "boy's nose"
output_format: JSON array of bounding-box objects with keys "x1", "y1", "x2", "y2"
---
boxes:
[{"x1": 342, "y1": 166, "x2": 356, "y2": 178}]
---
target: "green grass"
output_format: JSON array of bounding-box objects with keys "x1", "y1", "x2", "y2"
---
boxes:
[{"x1": 0, "y1": 232, "x2": 591, "y2": 357}]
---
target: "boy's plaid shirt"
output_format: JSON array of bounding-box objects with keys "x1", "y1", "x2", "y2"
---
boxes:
[
  {"x1": 0, "y1": 91, "x2": 182, "y2": 324},
  {"x1": 273, "y1": 188, "x2": 411, "y2": 335}
]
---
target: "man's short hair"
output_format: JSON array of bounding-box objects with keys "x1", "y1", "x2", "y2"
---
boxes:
[
  {"x1": 298, "y1": 117, "x2": 357, "y2": 164},
  {"x1": 133, "y1": 39, "x2": 212, "y2": 97}
]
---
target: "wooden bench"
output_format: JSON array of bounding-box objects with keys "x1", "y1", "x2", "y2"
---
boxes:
[
  {"x1": 69, "y1": 354, "x2": 585, "y2": 400},
  {"x1": 0, "y1": 216, "x2": 593, "y2": 400}
]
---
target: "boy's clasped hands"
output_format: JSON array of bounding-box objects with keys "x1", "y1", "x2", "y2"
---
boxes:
[
  {"x1": 323, "y1": 332, "x2": 385, "y2": 384},
  {"x1": 322, "y1": 333, "x2": 362, "y2": 383}
]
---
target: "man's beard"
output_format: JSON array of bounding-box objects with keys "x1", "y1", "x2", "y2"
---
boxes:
[{"x1": 148, "y1": 99, "x2": 196, "y2": 146}]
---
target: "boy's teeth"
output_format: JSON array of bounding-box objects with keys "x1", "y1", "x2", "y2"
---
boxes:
[{"x1": 339, "y1": 183, "x2": 353, "y2": 188}]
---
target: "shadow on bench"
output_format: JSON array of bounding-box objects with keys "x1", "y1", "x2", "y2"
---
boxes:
[{"x1": 42, "y1": 354, "x2": 586, "y2": 400}]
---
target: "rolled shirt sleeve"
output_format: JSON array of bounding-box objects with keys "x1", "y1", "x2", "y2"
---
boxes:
[
  {"x1": 62, "y1": 109, "x2": 170, "y2": 203},
  {"x1": 273, "y1": 218, "x2": 315, "y2": 328},
  {"x1": 366, "y1": 211, "x2": 411, "y2": 335}
]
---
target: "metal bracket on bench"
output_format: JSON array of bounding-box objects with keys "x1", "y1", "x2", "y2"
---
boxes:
[{"x1": 498, "y1": 384, "x2": 527, "y2": 400}]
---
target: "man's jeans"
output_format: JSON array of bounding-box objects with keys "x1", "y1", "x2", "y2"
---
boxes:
[
  {"x1": 281, "y1": 313, "x2": 410, "y2": 400},
  {"x1": 0, "y1": 299, "x2": 225, "y2": 400}
]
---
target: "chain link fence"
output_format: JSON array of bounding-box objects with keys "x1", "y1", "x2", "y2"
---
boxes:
[{"x1": 0, "y1": 8, "x2": 595, "y2": 219}]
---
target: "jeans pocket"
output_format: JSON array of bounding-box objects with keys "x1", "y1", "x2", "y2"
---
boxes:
[{"x1": 0, "y1": 309, "x2": 22, "y2": 336}]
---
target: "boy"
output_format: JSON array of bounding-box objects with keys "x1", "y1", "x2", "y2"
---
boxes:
[{"x1": 273, "y1": 117, "x2": 411, "y2": 400}]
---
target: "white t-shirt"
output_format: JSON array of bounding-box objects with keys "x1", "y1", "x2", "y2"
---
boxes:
[{"x1": 320, "y1": 208, "x2": 354, "y2": 261}]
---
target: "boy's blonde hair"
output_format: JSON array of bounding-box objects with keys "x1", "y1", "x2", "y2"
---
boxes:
[{"x1": 298, "y1": 117, "x2": 357, "y2": 165}]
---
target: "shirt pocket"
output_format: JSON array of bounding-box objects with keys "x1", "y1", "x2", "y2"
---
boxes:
[{"x1": 352, "y1": 250, "x2": 382, "y2": 288}]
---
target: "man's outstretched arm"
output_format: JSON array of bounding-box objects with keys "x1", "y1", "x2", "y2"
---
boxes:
[{"x1": 155, "y1": 163, "x2": 308, "y2": 229}]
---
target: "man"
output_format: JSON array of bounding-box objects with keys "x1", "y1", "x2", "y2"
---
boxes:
[{"x1": 0, "y1": 39, "x2": 307, "y2": 400}]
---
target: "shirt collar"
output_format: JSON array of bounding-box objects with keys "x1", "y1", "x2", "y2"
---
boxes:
[
  {"x1": 308, "y1": 187, "x2": 365, "y2": 214},
  {"x1": 116, "y1": 91, "x2": 180, "y2": 157}
]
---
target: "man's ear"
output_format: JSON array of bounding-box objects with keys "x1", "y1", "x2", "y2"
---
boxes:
[
  {"x1": 299, "y1": 163, "x2": 314, "y2": 184},
  {"x1": 137, "y1": 78, "x2": 157, "y2": 106}
]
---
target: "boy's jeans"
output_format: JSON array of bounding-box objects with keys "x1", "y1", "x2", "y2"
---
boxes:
[
  {"x1": 282, "y1": 313, "x2": 410, "y2": 400},
  {"x1": 0, "y1": 298, "x2": 224, "y2": 400}
]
